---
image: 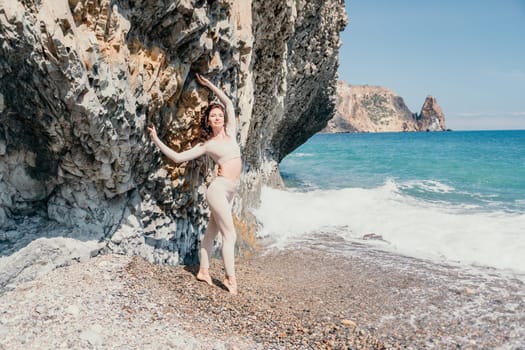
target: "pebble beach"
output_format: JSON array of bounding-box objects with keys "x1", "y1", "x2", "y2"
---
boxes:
[{"x1": 1, "y1": 236, "x2": 524, "y2": 349}]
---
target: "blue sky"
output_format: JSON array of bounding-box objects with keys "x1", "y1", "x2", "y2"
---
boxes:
[{"x1": 338, "y1": 0, "x2": 525, "y2": 130}]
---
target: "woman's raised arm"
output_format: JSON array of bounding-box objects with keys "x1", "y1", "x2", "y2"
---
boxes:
[{"x1": 196, "y1": 74, "x2": 236, "y2": 137}]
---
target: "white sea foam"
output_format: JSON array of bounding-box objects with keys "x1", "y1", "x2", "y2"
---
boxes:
[
  {"x1": 401, "y1": 179, "x2": 456, "y2": 194},
  {"x1": 255, "y1": 182, "x2": 525, "y2": 274},
  {"x1": 291, "y1": 152, "x2": 315, "y2": 157}
]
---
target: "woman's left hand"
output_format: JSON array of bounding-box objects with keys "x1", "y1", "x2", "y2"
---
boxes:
[
  {"x1": 147, "y1": 124, "x2": 158, "y2": 141},
  {"x1": 196, "y1": 73, "x2": 212, "y2": 88}
]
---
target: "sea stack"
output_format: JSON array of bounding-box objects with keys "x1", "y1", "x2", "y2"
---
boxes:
[{"x1": 416, "y1": 96, "x2": 447, "y2": 131}]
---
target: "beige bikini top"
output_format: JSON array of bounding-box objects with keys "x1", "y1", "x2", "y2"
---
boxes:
[{"x1": 205, "y1": 137, "x2": 241, "y2": 165}]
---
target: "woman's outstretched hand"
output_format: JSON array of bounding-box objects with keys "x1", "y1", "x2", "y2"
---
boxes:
[
  {"x1": 196, "y1": 73, "x2": 212, "y2": 88},
  {"x1": 147, "y1": 124, "x2": 158, "y2": 142}
]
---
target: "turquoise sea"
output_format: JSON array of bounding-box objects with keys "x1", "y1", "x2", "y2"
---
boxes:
[{"x1": 256, "y1": 130, "x2": 525, "y2": 275}]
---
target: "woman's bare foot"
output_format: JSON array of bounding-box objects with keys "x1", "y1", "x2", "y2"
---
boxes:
[
  {"x1": 223, "y1": 276, "x2": 238, "y2": 295},
  {"x1": 196, "y1": 268, "x2": 213, "y2": 286}
]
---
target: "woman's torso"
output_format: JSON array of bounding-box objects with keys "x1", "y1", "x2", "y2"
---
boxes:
[{"x1": 206, "y1": 136, "x2": 242, "y2": 180}]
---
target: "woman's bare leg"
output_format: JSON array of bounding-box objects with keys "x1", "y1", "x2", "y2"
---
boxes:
[
  {"x1": 198, "y1": 214, "x2": 219, "y2": 286},
  {"x1": 206, "y1": 178, "x2": 238, "y2": 294},
  {"x1": 219, "y1": 217, "x2": 237, "y2": 295}
]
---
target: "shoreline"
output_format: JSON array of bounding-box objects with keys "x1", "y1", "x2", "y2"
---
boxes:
[{"x1": 1, "y1": 237, "x2": 524, "y2": 349}]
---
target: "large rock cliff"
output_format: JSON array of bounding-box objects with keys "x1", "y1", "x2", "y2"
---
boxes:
[
  {"x1": 0, "y1": 0, "x2": 346, "y2": 288},
  {"x1": 324, "y1": 81, "x2": 446, "y2": 133}
]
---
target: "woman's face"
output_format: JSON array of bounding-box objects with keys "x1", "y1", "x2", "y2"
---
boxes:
[{"x1": 208, "y1": 107, "x2": 225, "y2": 129}]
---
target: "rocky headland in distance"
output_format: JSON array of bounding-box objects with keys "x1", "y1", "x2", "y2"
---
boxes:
[{"x1": 323, "y1": 80, "x2": 449, "y2": 133}]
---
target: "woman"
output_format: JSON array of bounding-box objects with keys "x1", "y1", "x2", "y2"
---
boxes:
[{"x1": 147, "y1": 74, "x2": 242, "y2": 295}]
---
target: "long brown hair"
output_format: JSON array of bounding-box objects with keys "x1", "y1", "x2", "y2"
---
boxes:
[{"x1": 200, "y1": 103, "x2": 226, "y2": 141}]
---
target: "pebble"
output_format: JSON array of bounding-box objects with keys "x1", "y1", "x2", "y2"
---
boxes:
[
  {"x1": 342, "y1": 319, "x2": 357, "y2": 327},
  {"x1": 464, "y1": 287, "x2": 476, "y2": 295},
  {"x1": 65, "y1": 304, "x2": 80, "y2": 317},
  {"x1": 79, "y1": 329, "x2": 103, "y2": 347}
]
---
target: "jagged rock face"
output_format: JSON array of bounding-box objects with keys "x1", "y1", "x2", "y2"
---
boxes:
[
  {"x1": 324, "y1": 81, "x2": 446, "y2": 133},
  {"x1": 417, "y1": 96, "x2": 446, "y2": 131},
  {"x1": 0, "y1": 0, "x2": 346, "y2": 287},
  {"x1": 0, "y1": 0, "x2": 240, "y2": 271},
  {"x1": 246, "y1": 1, "x2": 346, "y2": 164}
]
